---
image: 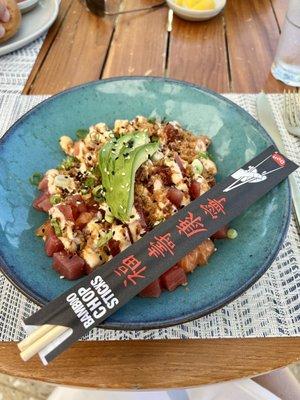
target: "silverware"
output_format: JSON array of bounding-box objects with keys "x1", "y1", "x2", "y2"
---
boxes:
[
  {"x1": 256, "y1": 92, "x2": 300, "y2": 228},
  {"x1": 283, "y1": 90, "x2": 300, "y2": 138}
]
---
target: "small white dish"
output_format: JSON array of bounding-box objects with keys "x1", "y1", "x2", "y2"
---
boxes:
[
  {"x1": 0, "y1": 0, "x2": 59, "y2": 56},
  {"x1": 18, "y1": 0, "x2": 40, "y2": 14},
  {"x1": 166, "y1": 0, "x2": 226, "y2": 21}
]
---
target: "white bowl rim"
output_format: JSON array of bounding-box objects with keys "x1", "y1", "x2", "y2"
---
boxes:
[
  {"x1": 167, "y1": 0, "x2": 226, "y2": 15},
  {"x1": 18, "y1": 0, "x2": 40, "y2": 11}
]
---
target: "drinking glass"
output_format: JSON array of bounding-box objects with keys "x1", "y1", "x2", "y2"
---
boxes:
[{"x1": 271, "y1": 0, "x2": 300, "y2": 87}]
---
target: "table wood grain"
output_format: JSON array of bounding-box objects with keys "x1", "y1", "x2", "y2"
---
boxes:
[
  {"x1": 0, "y1": 339, "x2": 299, "y2": 389},
  {"x1": 102, "y1": 0, "x2": 168, "y2": 78},
  {"x1": 4, "y1": 0, "x2": 299, "y2": 389}
]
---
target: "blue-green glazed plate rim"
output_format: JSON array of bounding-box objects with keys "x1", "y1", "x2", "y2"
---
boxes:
[{"x1": 0, "y1": 76, "x2": 291, "y2": 330}]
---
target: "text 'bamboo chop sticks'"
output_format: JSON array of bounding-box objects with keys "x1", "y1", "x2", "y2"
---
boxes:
[{"x1": 19, "y1": 325, "x2": 68, "y2": 361}]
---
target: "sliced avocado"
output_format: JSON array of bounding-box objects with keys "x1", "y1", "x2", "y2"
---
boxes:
[
  {"x1": 108, "y1": 132, "x2": 149, "y2": 175},
  {"x1": 98, "y1": 139, "x2": 115, "y2": 191},
  {"x1": 98, "y1": 132, "x2": 159, "y2": 222},
  {"x1": 99, "y1": 132, "x2": 149, "y2": 191},
  {"x1": 108, "y1": 141, "x2": 159, "y2": 221},
  {"x1": 111, "y1": 132, "x2": 149, "y2": 161}
]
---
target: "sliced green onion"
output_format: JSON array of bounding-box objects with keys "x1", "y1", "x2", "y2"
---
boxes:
[
  {"x1": 60, "y1": 156, "x2": 77, "y2": 170},
  {"x1": 198, "y1": 151, "x2": 209, "y2": 159},
  {"x1": 91, "y1": 166, "x2": 101, "y2": 178},
  {"x1": 198, "y1": 151, "x2": 215, "y2": 161},
  {"x1": 207, "y1": 152, "x2": 215, "y2": 161},
  {"x1": 84, "y1": 177, "x2": 95, "y2": 188},
  {"x1": 50, "y1": 194, "x2": 61, "y2": 205},
  {"x1": 92, "y1": 185, "x2": 104, "y2": 202},
  {"x1": 51, "y1": 218, "x2": 62, "y2": 237},
  {"x1": 147, "y1": 117, "x2": 156, "y2": 124},
  {"x1": 76, "y1": 128, "x2": 89, "y2": 139},
  {"x1": 80, "y1": 188, "x2": 89, "y2": 195},
  {"x1": 97, "y1": 232, "x2": 113, "y2": 248},
  {"x1": 29, "y1": 172, "x2": 43, "y2": 186},
  {"x1": 227, "y1": 228, "x2": 238, "y2": 239},
  {"x1": 192, "y1": 159, "x2": 203, "y2": 175}
]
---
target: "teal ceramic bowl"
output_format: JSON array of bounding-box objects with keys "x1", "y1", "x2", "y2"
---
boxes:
[{"x1": 0, "y1": 77, "x2": 290, "y2": 329}]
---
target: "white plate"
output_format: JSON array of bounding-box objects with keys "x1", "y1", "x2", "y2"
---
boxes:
[
  {"x1": 18, "y1": 0, "x2": 40, "y2": 14},
  {"x1": 0, "y1": 0, "x2": 59, "y2": 56}
]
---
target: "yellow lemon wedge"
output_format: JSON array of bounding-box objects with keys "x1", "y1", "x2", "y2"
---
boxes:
[{"x1": 176, "y1": 0, "x2": 216, "y2": 10}]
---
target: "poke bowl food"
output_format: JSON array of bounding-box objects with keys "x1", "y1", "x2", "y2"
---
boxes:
[
  {"x1": 0, "y1": 77, "x2": 291, "y2": 328},
  {"x1": 32, "y1": 116, "x2": 233, "y2": 298}
]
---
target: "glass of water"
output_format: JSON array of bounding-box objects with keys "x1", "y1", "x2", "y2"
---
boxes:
[{"x1": 271, "y1": 0, "x2": 300, "y2": 87}]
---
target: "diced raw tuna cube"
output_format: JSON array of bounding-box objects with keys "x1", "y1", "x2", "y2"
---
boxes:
[
  {"x1": 38, "y1": 198, "x2": 52, "y2": 212},
  {"x1": 45, "y1": 234, "x2": 64, "y2": 256},
  {"x1": 33, "y1": 192, "x2": 52, "y2": 212},
  {"x1": 160, "y1": 264, "x2": 187, "y2": 292},
  {"x1": 58, "y1": 204, "x2": 74, "y2": 221},
  {"x1": 167, "y1": 188, "x2": 183, "y2": 208},
  {"x1": 86, "y1": 203, "x2": 99, "y2": 213},
  {"x1": 189, "y1": 180, "x2": 201, "y2": 200},
  {"x1": 108, "y1": 239, "x2": 121, "y2": 256},
  {"x1": 38, "y1": 176, "x2": 48, "y2": 191},
  {"x1": 67, "y1": 195, "x2": 88, "y2": 219},
  {"x1": 53, "y1": 251, "x2": 85, "y2": 280},
  {"x1": 139, "y1": 279, "x2": 162, "y2": 298},
  {"x1": 67, "y1": 195, "x2": 82, "y2": 205}
]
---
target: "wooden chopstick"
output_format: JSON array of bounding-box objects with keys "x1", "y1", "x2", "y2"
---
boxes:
[
  {"x1": 18, "y1": 324, "x2": 56, "y2": 352},
  {"x1": 19, "y1": 325, "x2": 69, "y2": 362}
]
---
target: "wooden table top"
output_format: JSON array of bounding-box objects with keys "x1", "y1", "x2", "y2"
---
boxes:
[
  {"x1": 1, "y1": 0, "x2": 299, "y2": 390},
  {"x1": 23, "y1": 0, "x2": 291, "y2": 95}
]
